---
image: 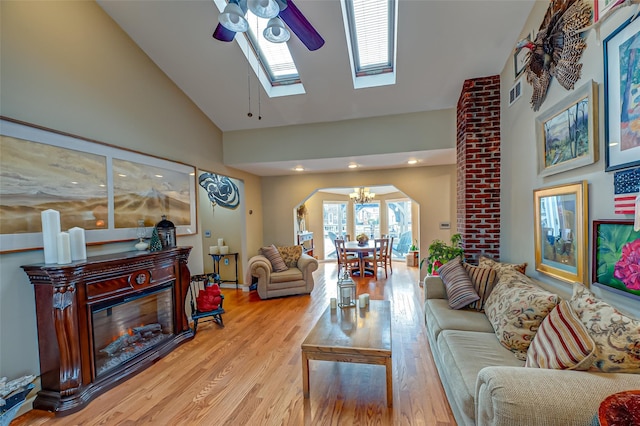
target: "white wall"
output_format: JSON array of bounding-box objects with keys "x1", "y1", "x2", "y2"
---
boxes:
[
  {"x1": 260, "y1": 165, "x2": 457, "y2": 271},
  {"x1": 0, "y1": 1, "x2": 262, "y2": 383},
  {"x1": 500, "y1": 2, "x2": 639, "y2": 316}
]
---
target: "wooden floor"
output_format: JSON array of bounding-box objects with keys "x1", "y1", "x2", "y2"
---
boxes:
[{"x1": 13, "y1": 261, "x2": 455, "y2": 426}]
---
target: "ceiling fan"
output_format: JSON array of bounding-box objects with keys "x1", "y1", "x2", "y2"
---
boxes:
[{"x1": 212, "y1": 0, "x2": 325, "y2": 51}]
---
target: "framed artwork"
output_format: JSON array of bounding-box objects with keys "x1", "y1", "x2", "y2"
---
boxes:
[
  {"x1": 594, "y1": 0, "x2": 619, "y2": 23},
  {"x1": 0, "y1": 117, "x2": 197, "y2": 253},
  {"x1": 592, "y1": 219, "x2": 640, "y2": 301},
  {"x1": 533, "y1": 181, "x2": 588, "y2": 284},
  {"x1": 536, "y1": 80, "x2": 598, "y2": 177},
  {"x1": 604, "y1": 16, "x2": 640, "y2": 171},
  {"x1": 513, "y1": 34, "x2": 530, "y2": 79}
]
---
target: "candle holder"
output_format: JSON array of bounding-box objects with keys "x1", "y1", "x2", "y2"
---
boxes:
[{"x1": 337, "y1": 271, "x2": 356, "y2": 308}]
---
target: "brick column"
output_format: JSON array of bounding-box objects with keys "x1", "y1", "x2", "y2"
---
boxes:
[{"x1": 456, "y1": 76, "x2": 501, "y2": 263}]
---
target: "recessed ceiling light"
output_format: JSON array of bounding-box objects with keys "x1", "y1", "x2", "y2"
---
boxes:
[
  {"x1": 155, "y1": 174, "x2": 163, "y2": 178},
  {"x1": 407, "y1": 159, "x2": 418, "y2": 165},
  {"x1": 71, "y1": 181, "x2": 78, "y2": 185},
  {"x1": 348, "y1": 163, "x2": 358, "y2": 169},
  {"x1": 294, "y1": 166, "x2": 305, "y2": 172},
  {"x1": 118, "y1": 174, "x2": 127, "y2": 177}
]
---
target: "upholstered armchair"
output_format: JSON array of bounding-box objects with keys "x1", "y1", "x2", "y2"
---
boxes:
[{"x1": 247, "y1": 245, "x2": 318, "y2": 299}]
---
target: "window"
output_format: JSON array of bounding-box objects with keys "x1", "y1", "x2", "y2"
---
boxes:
[
  {"x1": 354, "y1": 202, "x2": 380, "y2": 239},
  {"x1": 341, "y1": 0, "x2": 397, "y2": 89},
  {"x1": 213, "y1": 0, "x2": 305, "y2": 97},
  {"x1": 387, "y1": 199, "x2": 412, "y2": 259},
  {"x1": 323, "y1": 201, "x2": 348, "y2": 258}
]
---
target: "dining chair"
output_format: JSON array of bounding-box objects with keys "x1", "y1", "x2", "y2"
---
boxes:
[
  {"x1": 387, "y1": 236, "x2": 394, "y2": 274},
  {"x1": 335, "y1": 239, "x2": 359, "y2": 277},
  {"x1": 363, "y1": 238, "x2": 389, "y2": 278}
]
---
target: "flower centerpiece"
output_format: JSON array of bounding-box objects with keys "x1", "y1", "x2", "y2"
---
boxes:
[{"x1": 356, "y1": 233, "x2": 369, "y2": 246}]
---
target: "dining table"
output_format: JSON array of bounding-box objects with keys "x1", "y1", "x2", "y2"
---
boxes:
[{"x1": 344, "y1": 240, "x2": 376, "y2": 277}]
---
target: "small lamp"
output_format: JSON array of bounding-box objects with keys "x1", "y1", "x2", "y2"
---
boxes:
[
  {"x1": 219, "y1": 2, "x2": 249, "y2": 32},
  {"x1": 248, "y1": 0, "x2": 279, "y2": 19},
  {"x1": 263, "y1": 17, "x2": 290, "y2": 43},
  {"x1": 337, "y1": 270, "x2": 356, "y2": 308}
]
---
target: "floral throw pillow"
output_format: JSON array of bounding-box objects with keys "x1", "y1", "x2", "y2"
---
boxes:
[
  {"x1": 478, "y1": 255, "x2": 527, "y2": 279},
  {"x1": 484, "y1": 272, "x2": 559, "y2": 360},
  {"x1": 569, "y1": 285, "x2": 640, "y2": 373},
  {"x1": 277, "y1": 245, "x2": 303, "y2": 268}
]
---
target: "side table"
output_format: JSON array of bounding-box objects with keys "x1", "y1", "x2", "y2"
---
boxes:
[{"x1": 209, "y1": 253, "x2": 239, "y2": 288}]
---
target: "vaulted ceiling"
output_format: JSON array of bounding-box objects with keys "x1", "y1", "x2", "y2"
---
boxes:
[{"x1": 97, "y1": 0, "x2": 535, "y2": 174}]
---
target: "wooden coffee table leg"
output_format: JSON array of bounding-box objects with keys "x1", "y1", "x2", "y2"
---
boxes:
[
  {"x1": 302, "y1": 350, "x2": 310, "y2": 398},
  {"x1": 385, "y1": 357, "x2": 392, "y2": 407}
]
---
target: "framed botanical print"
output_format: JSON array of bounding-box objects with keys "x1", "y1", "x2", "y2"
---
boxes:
[{"x1": 592, "y1": 219, "x2": 640, "y2": 300}]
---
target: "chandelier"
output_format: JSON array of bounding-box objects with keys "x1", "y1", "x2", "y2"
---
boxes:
[{"x1": 349, "y1": 187, "x2": 375, "y2": 204}]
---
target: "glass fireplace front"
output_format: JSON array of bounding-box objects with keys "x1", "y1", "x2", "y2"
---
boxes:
[{"x1": 92, "y1": 283, "x2": 175, "y2": 378}]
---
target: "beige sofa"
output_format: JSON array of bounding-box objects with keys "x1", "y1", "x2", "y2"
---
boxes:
[
  {"x1": 247, "y1": 252, "x2": 318, "y2": 299},
  {"x1": 423, "y1": 275, "x2": 640, "y2": 426}
]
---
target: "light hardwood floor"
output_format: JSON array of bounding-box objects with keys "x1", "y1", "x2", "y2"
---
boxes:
[{"x1": 14, "y1": 261, "x2": 455, "y2": 426}]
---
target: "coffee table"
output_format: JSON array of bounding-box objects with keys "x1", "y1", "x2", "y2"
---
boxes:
[{"x1": 301, "y1": 300, "x2": 392, "y2": 406}]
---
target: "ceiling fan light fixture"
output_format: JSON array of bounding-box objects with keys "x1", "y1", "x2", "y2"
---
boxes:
[
  {"x1": 248, "y1": 0, "x2": 280, "y2": 19},
  {"x1": 264, "y1": 17, "x2": 290, "y2": 43},
  {"x1": 219, "y1": 2, "x2": 249, "y2": 33}
]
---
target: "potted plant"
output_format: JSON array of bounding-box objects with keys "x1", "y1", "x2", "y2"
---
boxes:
[{"x1": 420, "y1": 233, "x2": 463, "y2": 275}]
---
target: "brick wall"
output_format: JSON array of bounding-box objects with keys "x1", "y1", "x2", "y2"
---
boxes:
[{"x1": 456, "y1": 75, "x2": 501, "y2": 263}]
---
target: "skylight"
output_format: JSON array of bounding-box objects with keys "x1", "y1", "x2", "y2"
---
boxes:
[
  {"x1": 212, "y1": 0, "x2": 305, "y2": 98},
  {"x1": 341, "y1": 0, "x2": 397, "y2": 89},
  {"x1": 245, "y1": 13, "x2": 300, "y2": 85}
]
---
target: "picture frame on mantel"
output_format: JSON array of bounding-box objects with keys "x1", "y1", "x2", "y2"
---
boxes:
[
  {"x1": 533, "y1": 181, "x2": 588, "y2": 285},
  {"x1": 536, "y1": 80, "x2": 598, "y2": 177},
  {"x1": 0, "y1": 117, "x2": 197, "y2": 253},
  {"x1": 592, "y1": 219, "x2": 640, "y2": 301},
  {"x1": 604, "y1": 16, "x2": 640, "y2": 171}
]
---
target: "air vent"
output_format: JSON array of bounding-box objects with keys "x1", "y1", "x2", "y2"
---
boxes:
[{"x1": 509, "y1": 78, "x2": 523, "y2": 107}]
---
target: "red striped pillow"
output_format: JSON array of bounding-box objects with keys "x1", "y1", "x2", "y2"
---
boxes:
[{"x1": 525, "y1": 300, "x2": 596, "y2": 370}]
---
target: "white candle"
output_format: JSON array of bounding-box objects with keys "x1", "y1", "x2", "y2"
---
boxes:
[
  {"x1": 362, "y1": 293, "x2": 370, "y2": 307},
  {"x1": 219, "y1": 246, "x2": 229, "y2": 255},
  {"x1": 57, "y1": 232, "x2": 72, "y2": 264},
  {"x1": 217, "y1": 238, "x2": 224, "y2": 247},
  {"x1": 68, "y1": 227, "x2": 86, "y2": 261},
  {"x1": 209, "y1": 246, "x2": 219, "y2": 254},
  {"x1": 359, "y1": 294, "x2": 367, "y2": 308},
  {"x1": 342, "y1": 287, "x2": 350, "y2": 306},
  {"x1": 330, "y1": 298, "x2": 337, "y2": 309},
  {"x1": 41, "y1": 209, "x2": 61, "y2": 264}
]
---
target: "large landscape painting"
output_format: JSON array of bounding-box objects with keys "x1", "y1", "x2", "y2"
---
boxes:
[
  {"x1": 0, "y1": 135, "x2": 108, "y2": 234},
  {"x1": 0, "y1": 118, "x2": 196, "y2": 252},
  {"x1": 113, "y1": 159, "x2": 192, "y2": 228}
]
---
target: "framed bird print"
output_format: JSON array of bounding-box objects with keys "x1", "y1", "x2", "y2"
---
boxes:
[
  {"x1": 604, "y1": 16, "x2": 640, "y2": 171},
  {"x1": 536, "y1": 80, "x2": 598, "y2": 177}
]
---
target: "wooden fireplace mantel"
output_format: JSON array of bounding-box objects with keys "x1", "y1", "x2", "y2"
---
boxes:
[{"x1": 22, "y1": 247, "x2": 194, "y2": 416}]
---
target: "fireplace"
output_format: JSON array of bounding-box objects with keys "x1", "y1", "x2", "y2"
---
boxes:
[
  {"x1": 22, "y1": 247, "x2": 193, "y2": 416},
  {"x1": 92, "y1": 283, "x2": 175, "y2": 378}
]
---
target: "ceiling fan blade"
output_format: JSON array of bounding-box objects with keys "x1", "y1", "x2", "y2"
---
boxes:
[
  {"x1": 279, "y1": 0, "x2": 324, "y2": 51},
  {"x1": 212, "y1": 23, "x2": 236, "y2": 42}
]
